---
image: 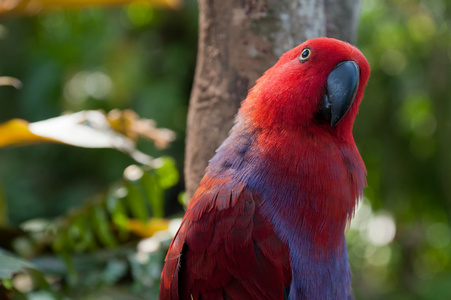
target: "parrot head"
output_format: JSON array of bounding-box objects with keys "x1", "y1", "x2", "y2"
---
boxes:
[
  {"x1": 229, "y1": 38, "x2": 371, "y2": 249},
  {"x1": 245, "y1": 37, "x2": 370, "y2": 141}
]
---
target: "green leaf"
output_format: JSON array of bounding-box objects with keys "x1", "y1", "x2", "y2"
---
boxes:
[
  {"x1": 140, "y1": 171, "x2": 164, "y2": 218},
  {"x1": 1, "y1": 278, "x2": 13, "y2": 289},
  {"x1": 92, "y1": 205, "x2": 117, "y2": 248},
  {"x1": 0, "y1": 251, "x2": 34, "y2": 279},
  {"x1": 178, "y1": 191, "x2": 188, "y2": 206},
  {"x1": 111, "y1": 200, "x2": 129, "y2": 240},
  {"x1": 124, "y1": 180, "x2": 149, "y2": 222},
  {"x1": 154, "y1": 157, "x2": 179, "y2": 189},
  {"x1": 52, "y1": 232, "x2": 65, "y2": 253},
  {"x1": 70, "y1": 215, "x2": 96, "y2": 252},
  {"x1": 140, "y1": 157, "x2": 179, "y2": 218}
]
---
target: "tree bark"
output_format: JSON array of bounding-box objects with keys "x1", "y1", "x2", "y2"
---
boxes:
[{"x1": 185, "y1": 0, "x2": 362, "y2": 199}]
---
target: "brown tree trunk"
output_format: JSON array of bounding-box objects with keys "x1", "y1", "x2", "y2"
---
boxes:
[{"x1": 185, "y1": 0, "x2": 362, "y2": 199}]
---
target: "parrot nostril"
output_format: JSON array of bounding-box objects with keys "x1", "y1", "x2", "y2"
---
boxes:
[{"x1": 318, "y1": 93, "x2": 332, "y2": 123}]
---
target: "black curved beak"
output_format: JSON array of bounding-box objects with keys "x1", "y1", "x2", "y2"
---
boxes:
[{"x1": 319, "y1": 61, "x2": 360, "y2": 127}]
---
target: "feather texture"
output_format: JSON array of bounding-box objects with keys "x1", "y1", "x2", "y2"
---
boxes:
[
  {"x1": 160, "y1": 37, "x2": 370, "y2": 300},
  {"x1": 160, "y1": 175, "x2": 291, "y2": 299}
]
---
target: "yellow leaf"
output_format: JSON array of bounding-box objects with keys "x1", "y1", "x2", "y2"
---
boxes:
[
  {"x1": 126, "y1": 218, "x2": 169, "y2": 237},
  {"x1": 0, "y1": 110, "x2": 170, "y2": 166},
  {"x1": 0, "y1": 0, "x2": 182, "y2": 16},
  {"x1": 28, "y1": 110, "x2": 136, "y2": 149},
  {"x1": 0, "y1": 119, "x2": 56, "y2": 147}
]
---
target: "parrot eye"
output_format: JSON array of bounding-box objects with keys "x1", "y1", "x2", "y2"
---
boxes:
[{"x1": 299, "y1": 47, "x2": 311, "y2": 61}]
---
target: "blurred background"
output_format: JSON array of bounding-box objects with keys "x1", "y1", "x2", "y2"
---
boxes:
[{"x1": 0, "y1": 0, "x2": 450, "y2": 299}]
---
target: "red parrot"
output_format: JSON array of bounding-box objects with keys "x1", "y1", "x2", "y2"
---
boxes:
[{"x1": 159, "y1": 37, "x2": 370, "y2": 299}]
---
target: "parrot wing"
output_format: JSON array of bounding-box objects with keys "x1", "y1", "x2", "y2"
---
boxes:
[{"x1": 159, "y1": 176, "x2": 291, "y2": 300}]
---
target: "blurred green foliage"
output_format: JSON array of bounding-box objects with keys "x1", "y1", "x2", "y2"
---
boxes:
[
  {"x1": 0, "y1": 1, "x2": 197, "y2": 298},
  {"x1": 0, "y1": 0, "x2": 450, "y2": 299},
  {"x1": 0, "y1": 0, "x2": 197, "y2": 225},
  {"x1": 350, "y1": 0, "x2": 451, "y2": 299}
]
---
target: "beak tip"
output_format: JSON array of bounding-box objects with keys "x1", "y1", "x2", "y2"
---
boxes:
[{"x1": 330, "y1": 118, "x2": 340, "y2": 127}]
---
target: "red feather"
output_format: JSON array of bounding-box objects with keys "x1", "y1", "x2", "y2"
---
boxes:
[
  {"x1": 160, "y1": 37, "x2": 370, "y2": 299},
  {"x1": 159, "y1": 175, "x2": 291, "y2": 299}
]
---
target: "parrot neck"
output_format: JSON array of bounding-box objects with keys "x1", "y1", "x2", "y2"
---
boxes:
[
  {"x1": 252, "y1": 127, "x2": 363, "y2": 299},
  {"x1": 209, "y1": 115, "x2": 365, "y2": 299}
]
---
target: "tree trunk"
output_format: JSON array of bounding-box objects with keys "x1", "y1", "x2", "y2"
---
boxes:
[{"x1": 185, "y1": 0, "x2": 362, "y2": 199}]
